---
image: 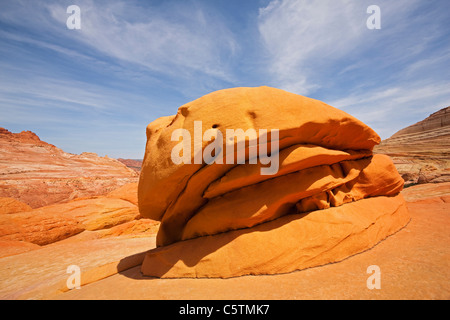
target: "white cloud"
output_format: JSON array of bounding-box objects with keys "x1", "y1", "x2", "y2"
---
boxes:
[
  {"x1": 256, "y1": 0, "x2": 449, "y2": 139},
  {"x1": 1, "y1": 0, "x2": 449, "y2": 153},
  {"x1": 256, "y1": 0, "x2": 433, "y2": 95},
  {"x1": 329, "y1": 83, "x2": 450, "y2": 138},
  {"x1": 257, "y1": 0, "x2": 365, "y2": 94},
  {"x1": 45, "y1": 0, "x2": 238, "y2": 82},
  {"x1": 0, "y1": 0, "x2": 239, "y2": 83}
]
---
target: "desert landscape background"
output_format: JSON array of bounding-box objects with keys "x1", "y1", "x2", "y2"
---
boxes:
[
  {"x1": 0, "y1": 105, "x2": 448, "y2": 300},
  {"x1": 1, "y1": 0, "x2": 449, "y2": 302}
]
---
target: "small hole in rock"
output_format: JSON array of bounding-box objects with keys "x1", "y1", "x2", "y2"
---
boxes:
[
  {"x1": 248, "y1": 111, "x2": 257, "y2": 119},
  {"x1": 180, "y1": 107, "x2": 189, "y2": 117}
]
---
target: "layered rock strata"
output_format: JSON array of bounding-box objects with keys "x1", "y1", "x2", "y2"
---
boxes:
[
  {"x1": 374, "y1": 106, "x2": 450, "y2": 185},
  {"x1": 138, "y1": 86, "x2": 410, "y2": 278},
  {"x1": 0, "y1": 183, "x2": 159, "y2": 258},
  {"x1": 0, "y1": 128, "x2": 138, "y2": 208}
]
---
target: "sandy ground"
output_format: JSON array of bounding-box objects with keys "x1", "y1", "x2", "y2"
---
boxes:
[{"x1": 1, "y1": 183, "x2": 449, "y2": 300}]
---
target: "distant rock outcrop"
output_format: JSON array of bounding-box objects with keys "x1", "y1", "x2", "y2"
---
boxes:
[
  {"x1": 0, "y1": 128, "x2": 139, "y2": 208},
  {"x1": 117, "y1": 158, "x2": 143, "y2": 173},
  {"x1": 374, "y1": 107, "x2": 450, "y2": 185}
]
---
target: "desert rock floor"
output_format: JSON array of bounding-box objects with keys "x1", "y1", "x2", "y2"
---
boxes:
[{"x1": 1, "y1": 183, "x2": 449, "y2": 300}]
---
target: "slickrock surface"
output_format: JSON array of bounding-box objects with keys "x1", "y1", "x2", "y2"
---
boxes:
[
  {"x1": 0, "y1": 183, "x2": 159, "y2": 258},
  {"x1": 138, "y1": 86, "x2": 409, "y2": 278},
  {"x1": 0, "y1": 197, "x2": 32, "y2": 214},
  {"x1": 0, "y1": 197, "x2": 139, "y2": 245},
  {"x1": 0, "y1": 240, "x2": 40, "y2": 259},
  {"x1": 0, "y1": 183, "x2": 447, "y2": 300},
  {"x1": 0, "y1": 237, "x2": 155, "y2": 300},
  {"x1": 402, "y1": 181, "x2": 450, "y2": 202},
  {"x1": 106, "y1": 182, "x2": 138, "y2": 206},
  {"x1": 0, "y1": 128, "x2": 138, "y2": 208},
  {"x1": 374, "y1": 107, "x2": 450, "y2": 185}
]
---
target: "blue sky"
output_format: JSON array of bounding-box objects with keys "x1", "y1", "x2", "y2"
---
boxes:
[{"x1": 0, "y1": 0, "x2": 449, "y2": 159}]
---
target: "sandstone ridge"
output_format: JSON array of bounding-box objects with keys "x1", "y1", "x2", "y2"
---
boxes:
[
  {"x1": 375, "y1": 106, "x2": 450, "y2": 185},
  {"x1": 0, "y1": 128, "x2": 139, "y2": 208},
  {"x1": 0, "y1": 182, "x2": 159, "y2": 258}
]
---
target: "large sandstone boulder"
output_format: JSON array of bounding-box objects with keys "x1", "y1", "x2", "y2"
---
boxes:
[
  {"x1": 142, "y1": 195, "x2": 408, "y2": 278},
  {"x1": 138, "y1": 86, "x2": 409, "y2": 278}
]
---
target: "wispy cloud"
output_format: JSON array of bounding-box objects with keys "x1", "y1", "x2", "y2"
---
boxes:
[
  {"x1": 44, "y1": 0, "x2": 238, "y2": 82},
  {"x1": 257, "y1": 0, "x2": 450, "y2": 138},
  {"x1": 257, "y1": 0, "x2": 366, "y2": 94},
  {"x1": 256, "y1": 0, "x2": 448, "y2": 94},
  {"x1": 329, "y1": 83, "x2": 450, "y2": 138},
  {"x1": 0, "y1": 0, "x2": 448, "y2": 157},
  {"x1": 0, "y1": 0, "x2": 243, "y2": 157}
]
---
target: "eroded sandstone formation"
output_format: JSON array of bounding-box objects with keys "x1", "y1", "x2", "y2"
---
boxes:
[
  {"x1": 374, "y1": 106, "x2": 450, "y2": 185},
  {"x1": 138, "y1": 86, "x2": 410, "y2": 278},
  {"x1": 0, "y1": 182, "x2": 159, "y2": 258},
  {"x1": 0, "y1": 128, "x2": 139, "y2": 208}
]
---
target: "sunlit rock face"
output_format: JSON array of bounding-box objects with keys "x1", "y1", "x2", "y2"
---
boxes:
[{"x1": 138, "y1": 86, "x2": 409, "y2": 278}]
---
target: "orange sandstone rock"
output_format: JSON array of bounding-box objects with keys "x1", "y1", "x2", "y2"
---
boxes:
[
  {"x1": 141, "y1": 194, "x2": 409, "y2": 278},
  {"x1": 0, "y1": 208, "x2": 83, "y2": 246},
  {"x1": 138, "y1": 86, "x2": 408, "y2": 278},
  {"x1": 106, "y1": 182, "x2": 139, "y2": 206},
  {"x1": 0, "y1": 197, "x2": 140, "y2": 246},
  {"x1": 0, "y1": 197, "x2": 32, "y2": 214},
  {"x1": 0, "y1": 128, "x2": 138, "y2": 209},
  {"x1": 374, "y1": 106, "x2": 450, "y2": 185},
  {"x1": 138, "y1": 86, "x2": 380, "y2": 223},
  {"x1": 204, "y1": 145, "x2": 372, "y2": 198},
  {"x1": 0, "y1": 240, "x2": 40, "y2": 258},
  {"x1": 181, "y1": 155, "x2": 403, "y2": 241},
  {"x1": 1, "y1": 185, "x2": 445, "y2": 299}
]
